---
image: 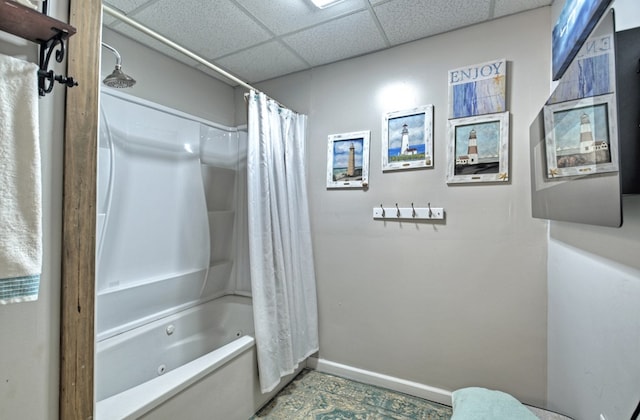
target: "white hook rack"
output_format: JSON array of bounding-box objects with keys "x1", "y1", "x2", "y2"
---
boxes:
[{"x1": 373, "y1": 203, "x2": 444, "y2": 220}]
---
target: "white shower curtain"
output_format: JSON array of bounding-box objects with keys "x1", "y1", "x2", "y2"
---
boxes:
[{"x1": 247, "y1": 90, "x2": 319, "y2": 393}]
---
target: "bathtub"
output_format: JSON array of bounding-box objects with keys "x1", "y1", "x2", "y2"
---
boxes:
[{"x1": 95, "y1": 295, "x2": 295, "y2": 420}]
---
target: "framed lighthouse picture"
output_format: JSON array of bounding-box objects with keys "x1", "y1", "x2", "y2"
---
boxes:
[
  {"x1": 543, "y1": 94, "x2": 618, "y2": 179},
  {"x1": 446, "y1": 112, "x2": 510, "y2": 184},
  {"x1": 382, "y1": 105, "x2": 434, "y2": 172},
  {"x1": 326, "y1": 130, "x2": 370, "y2": 189}
]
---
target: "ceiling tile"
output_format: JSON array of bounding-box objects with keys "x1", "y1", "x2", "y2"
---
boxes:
[
  {"x1": 374, "y1": 0, "x2": 492, "y2": 45},
  {"x1": 214, "y1": 41, "x2": 309, "y2": 83},
  {"x1": 106, "y1": 24, "x2": 204, "y2": 69},
  {"x1": 103, "y1": 0, "x2": 155, "y2": 13},
  {"x1": 494, "y1": 0, "x2": 552, "y2": 19},
  {"x1": 235, "y1": 0, "x2": 367, "y2": 35},
  {"x1": 130, "y1": 0, "x2": 272, "y2": 59},
  {"x1": 102, "y1": 0, "x2": 155, "y2": 28},
  {"x1": 282, "y1": 10, "x2": 387, "y2": 67}
]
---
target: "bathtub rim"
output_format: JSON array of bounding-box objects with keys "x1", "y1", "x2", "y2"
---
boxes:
[{"x1": 96, "y1": 335, "x2": 254, "y2": 420}]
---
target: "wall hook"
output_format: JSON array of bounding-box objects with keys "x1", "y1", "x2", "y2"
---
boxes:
[{"x1": 372, "y1": 204, "x2": 444, "y2": 221}]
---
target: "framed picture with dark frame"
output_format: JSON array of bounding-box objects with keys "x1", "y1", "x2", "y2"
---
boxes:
[
  {"x1": 446, "y1": 112, "x2": 510, "y2": 184},
  {"x1": 326, "y1": 130, "x2": 370, "y2": 189},
  {"x1": 381, "y1": 105, "x2": 434, "y2": 172},
  {"x1": 543, "y1": 94, "x2": 618, "y2": 179}
]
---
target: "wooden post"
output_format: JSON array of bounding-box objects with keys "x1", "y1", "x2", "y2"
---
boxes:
[{"x1": 60, "y1": 0, "x2": 100, "y2": 418}]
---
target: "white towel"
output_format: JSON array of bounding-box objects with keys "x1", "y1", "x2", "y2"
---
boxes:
[{"x1": 0, "y1": 53, "x2": 42, "y2": 304}]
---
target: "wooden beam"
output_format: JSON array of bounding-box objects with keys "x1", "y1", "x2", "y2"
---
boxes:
[{"x1": 60, "y1": 0, "x2": 100, "y2": 418}]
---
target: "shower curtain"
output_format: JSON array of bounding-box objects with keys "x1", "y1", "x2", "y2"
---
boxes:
[{"x1": 247, "y1": 90, "x2": 319, "y2": 393}]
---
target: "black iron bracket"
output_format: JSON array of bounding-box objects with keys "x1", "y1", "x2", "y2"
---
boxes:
[{"x1": 37, "y1": 28, "x2": 78, "y2": 96}]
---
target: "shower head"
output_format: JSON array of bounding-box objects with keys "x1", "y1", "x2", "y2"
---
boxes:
[
  {"x1": 101, "y1": 42, "x2": 136, "y2": 88},
  {"x1": 103, "y1": 65, "x2": 137, "y2": 88}
]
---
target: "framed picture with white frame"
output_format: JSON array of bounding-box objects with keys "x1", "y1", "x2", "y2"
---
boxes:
[
  {"x1": 446, "y1": 112, "x2": 510, "y2": 184},
  {"x1": 382, "y1": 105, "x2": 434, "y2": 172},
  {"x1": 326, "y1": 130, "x2": 370, "y2": 189},
  {"x1": 543, "y1": 94, "x2": 618, "y2": 179}
]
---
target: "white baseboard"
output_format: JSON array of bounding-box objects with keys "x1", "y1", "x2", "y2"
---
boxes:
[{"x1": 306, "y1": 357, "x2": 452, "y2": 407}]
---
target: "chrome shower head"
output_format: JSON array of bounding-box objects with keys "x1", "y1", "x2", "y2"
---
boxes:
[
  {"x1": 103, "y1": 65, "x2": 137, "y2": 88},
  {"x1": 101, "y1": 42, "x2": 136, "y2": 88}
]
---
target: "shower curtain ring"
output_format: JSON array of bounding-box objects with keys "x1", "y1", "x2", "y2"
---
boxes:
[
  {"x1": 395, "y1": 203, "x2": 400, "y2": 217},
  {"x1": 380, "y1": 204, "x2": 385, "y2": 218}
]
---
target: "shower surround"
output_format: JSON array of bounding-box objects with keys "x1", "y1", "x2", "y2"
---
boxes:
[{"x1": 95, "y1": 90, "x2": 290, "y2": 418}]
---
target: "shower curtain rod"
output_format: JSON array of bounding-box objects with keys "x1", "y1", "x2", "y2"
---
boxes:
[{"x1": 102, "y1": 4, "x2": 257, "y2": 92}]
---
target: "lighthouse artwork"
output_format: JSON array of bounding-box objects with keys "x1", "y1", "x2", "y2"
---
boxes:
[
  {"x1": 543, "y1": 94, "x2": 618, "y2": 178},
  {"x1": 399, "y1": 124, "x2": 413, "y2": 155},
  {"x1": 326, "y1": 130, "x2": 370, "y2": 189},
  {"x1": 382, "y1": 105, "x2": 434, "y2": 171},
  {"x1": 453, "y1": 122, "x2": 501, "y2": 176},
  {"x1": 455, "y1": 128, "x2": 479, "y2": 165},
  {"x1": 447, "y1": 112, "x2": 510, "y2": 184}
]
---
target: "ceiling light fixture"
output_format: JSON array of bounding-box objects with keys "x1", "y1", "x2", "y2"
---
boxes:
[{"x1": 310, "y1": 0, "x2": 344, "y2": 9}]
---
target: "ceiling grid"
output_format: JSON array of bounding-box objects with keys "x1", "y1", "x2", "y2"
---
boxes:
[{"x1": 102, "y1": 0, "x2": 553, "y2": 85}]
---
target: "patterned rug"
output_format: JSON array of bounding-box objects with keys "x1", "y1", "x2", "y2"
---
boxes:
[{"x1": 251, "y1": 369, "x2": 453, "y2": 419}]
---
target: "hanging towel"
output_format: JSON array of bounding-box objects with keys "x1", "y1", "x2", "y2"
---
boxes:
[{"x1": 0, "y1": 53, "x2": 42, "y2": 304}]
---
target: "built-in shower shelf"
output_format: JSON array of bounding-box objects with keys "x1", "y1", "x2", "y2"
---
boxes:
[{"x1": 0, "y1": 1, "x2": 76, "y2": 43}]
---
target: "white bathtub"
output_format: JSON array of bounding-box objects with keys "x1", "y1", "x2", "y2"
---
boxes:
[{"x1": 95, "y1": 295, "x2": 293, "y2": 420}]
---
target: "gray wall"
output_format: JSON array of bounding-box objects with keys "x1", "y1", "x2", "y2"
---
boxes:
[
  {"x1": 0, "y1": 1, "x2": 68, "y2": 417},
  {"x1": 546, "y1": 1, "x2": 640, "y2": 418},
  {"x1": 245, "y1": 7, "x2": 551, "y2": 406}
]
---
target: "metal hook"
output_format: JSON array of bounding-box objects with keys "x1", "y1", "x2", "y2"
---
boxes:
[
  {"x1": 411, "y1": 203, "x2": 416, "y2": 217},
  {"x1": 428, "y1": 202, "x2": 433, "y2": 218},
  {"x1": 395, "y1": 203, "x2": 400, "y2": 217},
  {"x1": 380, "y1": 204, "x2": 385, "y2": 218}
]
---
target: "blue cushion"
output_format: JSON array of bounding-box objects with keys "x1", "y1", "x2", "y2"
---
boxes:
[{"x1": 452, "y1": 387, "x2": 539, "y2": 420}]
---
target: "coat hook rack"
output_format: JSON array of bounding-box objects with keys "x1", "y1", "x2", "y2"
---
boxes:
[
  {"x1": 0, "y1": 1, "x2": 79, "y2": 96},
  {"x1": 373, "y1": 203, "x2": 445, "y2": 221}
]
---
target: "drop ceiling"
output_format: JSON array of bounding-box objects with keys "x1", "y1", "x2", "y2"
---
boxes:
[{"x1": 103, "y1": 0, "x2": 553, "y2": 86}]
